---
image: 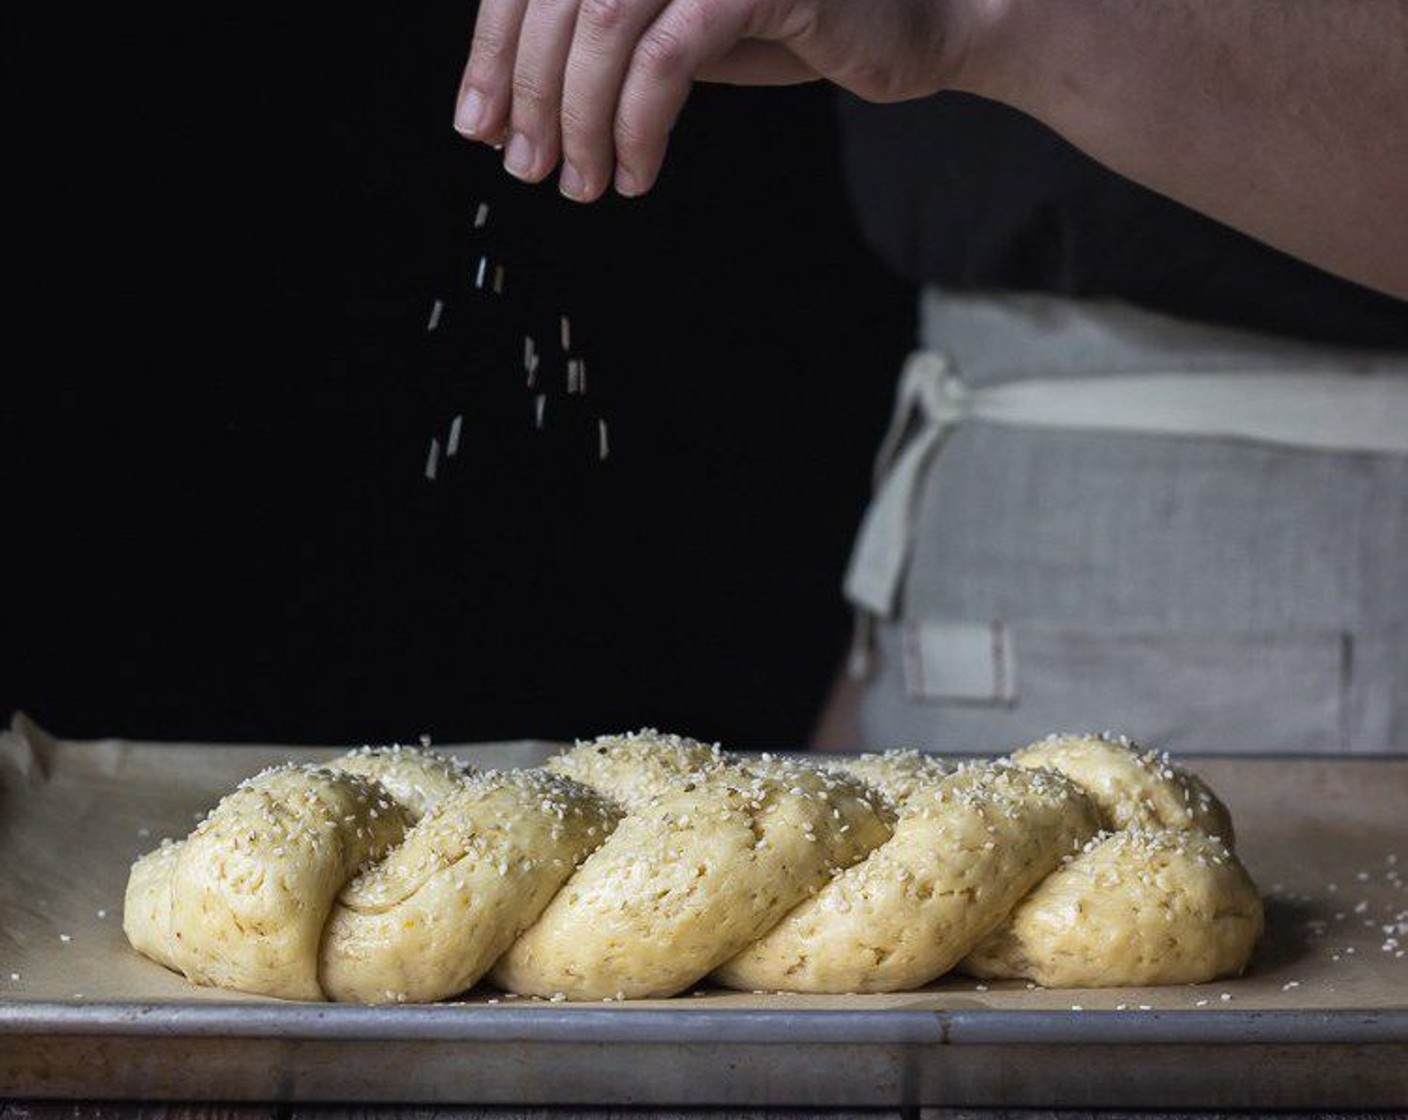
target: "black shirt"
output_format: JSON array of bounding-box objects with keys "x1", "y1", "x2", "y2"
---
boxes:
[{"x1": 838, "y1": 92, "x2": 1408, "y2": 348}]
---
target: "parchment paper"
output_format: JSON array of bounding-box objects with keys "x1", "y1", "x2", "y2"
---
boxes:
[{"x1": 2, "y1": 714, "x2": 1404, "y2": 1013}]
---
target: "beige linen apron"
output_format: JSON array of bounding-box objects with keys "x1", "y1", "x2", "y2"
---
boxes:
[{"x1": 844, "y1": 292, "x2": 1408, "y2": 755}]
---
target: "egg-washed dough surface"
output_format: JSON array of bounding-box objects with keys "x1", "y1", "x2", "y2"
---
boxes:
[
  {"x1": 715, "y1": 764, "x2": 1100, "y2": 992},
  {"x1": 493, "y1": 761, "x2": 891, "y2": 999},
  {"x1": 963, "y1": 827, "x2": 1264, "y2": 987},
  {"x1": 1, "y1": 717, "x2": 1404, "y2": 1012},
  {"x1": 130, "y1": 732, "x2": 1250, "y2": 999}
]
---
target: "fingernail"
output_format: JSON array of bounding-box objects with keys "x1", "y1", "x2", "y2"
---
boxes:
[
  {"x1": 559, "y1": 162, "x2": 587, "y2": 201},
  {"x1": 614, "y1": 165, "x2": 642, "y2": 197},
  {"x1": 504, "y1": 133, "x2": 536, "y2": 179},
  {"x1": 455, "y1": 89, "x2": 485, "y2": 137}
]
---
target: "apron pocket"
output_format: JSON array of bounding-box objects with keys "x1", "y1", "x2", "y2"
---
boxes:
[
  {"x1": 902, "y1": 620, "x2": 1017, "y2": 704},
  {"x1": 903, "y1": 621, "x2": 1350, "y2": 753}
]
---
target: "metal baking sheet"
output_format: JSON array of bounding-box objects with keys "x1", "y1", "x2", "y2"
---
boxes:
[{"x1": 2, "y1": 715, "x2": 1405, "y2": 1106}]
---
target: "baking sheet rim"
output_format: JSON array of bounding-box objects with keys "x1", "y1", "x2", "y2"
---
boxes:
[{"x1": 4, "y1": 1000, "x2": 1405, "y2": 1045}]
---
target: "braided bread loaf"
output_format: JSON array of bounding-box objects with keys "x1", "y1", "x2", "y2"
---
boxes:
[{"x1": 124, "y1": 730, "x2": 1262, "y2": 1002}]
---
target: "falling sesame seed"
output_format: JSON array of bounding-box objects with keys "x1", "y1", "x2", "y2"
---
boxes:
[
  {"x1": 425, "y1": 437, "x2": 441, "y2": 481},
  {"x1": 535, "y1": 394, "x2": 546, "y2": 429},
  {"x1": 493, "y1": 265, "x2": 505, "y2": 295},
  {"x1": 474, "y1": 202, "x2": 490, "y2": 229},
  {"x1": 426, "y1": 298, "x2": 444, "y2": 332},
  {"x1": 560, "y1": 315, "x2": 571, "y2": 351},
  {"x1": 475, "y1": 256, "x2": 488, "y2": 289},
  {"x1": 447, "y1": 414, "x2": 463, "y2": 458},
  {"x1": 598, "y1": 419, "x2": 610, "y2": 461}
]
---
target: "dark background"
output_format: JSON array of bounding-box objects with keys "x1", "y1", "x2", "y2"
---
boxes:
[{"x1": 5, "y1": 4, "x2": 912, "y2": 747}]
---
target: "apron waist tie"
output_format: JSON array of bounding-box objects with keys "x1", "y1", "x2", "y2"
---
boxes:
[{"x1": 843, "y1": 351, "x2": 1408, "y2": 674}]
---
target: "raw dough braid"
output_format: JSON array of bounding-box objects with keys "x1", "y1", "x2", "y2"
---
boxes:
[{"x1": 125, "y1": 729, "x2": 1262, "y2": 1001}]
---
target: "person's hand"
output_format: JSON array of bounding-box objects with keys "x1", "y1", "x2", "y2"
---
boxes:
[{"x1": 454, "y1": 0, "x2": 989, "y2": 201}]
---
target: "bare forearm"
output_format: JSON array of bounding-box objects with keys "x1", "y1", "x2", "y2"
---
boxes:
[
  {"x1": 960, "y1": 0, "x2": 1408, "y2": 298},
  {"x1": 456, "y1": 0, "x2": 1408, "y2": 299}
]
